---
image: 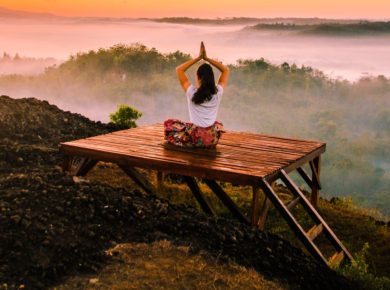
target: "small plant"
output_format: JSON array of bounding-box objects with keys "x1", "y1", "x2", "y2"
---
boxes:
[
  {"x1": 338, "y1": 243, "x2": 390, "y2": 290},
  {"x1": 109, "y1": 104, "x2": 142, "y2": 129}
]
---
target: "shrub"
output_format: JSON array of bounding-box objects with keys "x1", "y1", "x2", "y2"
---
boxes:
[
  {"x1": 109, "y1": 104, "x2": 142, "y2": 129},
  {"x1": 338, "y1": 243, "x2": 390, "y2": 290}
]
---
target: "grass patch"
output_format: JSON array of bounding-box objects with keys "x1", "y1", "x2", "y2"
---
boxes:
[{"x1": 54, "y1": 240, "x2": 285, "y2": 290}]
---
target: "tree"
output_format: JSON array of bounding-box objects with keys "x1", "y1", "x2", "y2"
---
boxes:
[{"x1": 109, "y1": 104, "x2": 142, "y2": 129}]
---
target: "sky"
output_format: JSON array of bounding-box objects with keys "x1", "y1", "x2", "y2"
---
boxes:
[{"x1": 1, "y1": 0, "x2": 390, "y2": 19}]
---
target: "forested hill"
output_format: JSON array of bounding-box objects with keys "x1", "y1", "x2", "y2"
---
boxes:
[
  {"x1": 0, "y1": 44, "x2": 389, "y2": 217},
  {"x1": 246, "y1": 21, "x2": 390, "y2": 36}
]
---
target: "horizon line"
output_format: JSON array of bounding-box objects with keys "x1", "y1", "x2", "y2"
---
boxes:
[{"x1": 1, "y1": 6, "x2": 390, "y2": 21}]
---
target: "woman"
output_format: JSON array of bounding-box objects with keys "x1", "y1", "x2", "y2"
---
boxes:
[{"x1": 164, "y1": 42, "x2": 229, "y2": 148}]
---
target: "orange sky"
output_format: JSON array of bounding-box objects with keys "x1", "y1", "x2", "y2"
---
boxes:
[{"x1": 1, "y1": 0, "x2": 389, "y2": 19}]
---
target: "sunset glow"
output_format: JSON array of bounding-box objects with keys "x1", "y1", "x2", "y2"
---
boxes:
[{"x1": 1, "y1": 0, "x2": 390, "y2": 19}]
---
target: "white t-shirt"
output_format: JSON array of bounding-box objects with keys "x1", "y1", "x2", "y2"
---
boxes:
[{"x1": 186, "y1": 84, "x2": 224, "y2": 127}]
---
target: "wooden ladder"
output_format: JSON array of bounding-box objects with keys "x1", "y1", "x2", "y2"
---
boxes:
[{"x1": 260, "y1": 169, "x2": 353, "y2": 267}]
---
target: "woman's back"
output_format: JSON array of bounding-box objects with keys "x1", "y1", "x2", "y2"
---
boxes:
[{"x1": 186, "y1": 84, "x2": 224, "y2": 127}]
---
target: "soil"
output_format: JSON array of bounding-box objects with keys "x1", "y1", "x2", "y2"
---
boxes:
[{"x1": 0, "y1": 95, "x2": 356, "y2": 289}]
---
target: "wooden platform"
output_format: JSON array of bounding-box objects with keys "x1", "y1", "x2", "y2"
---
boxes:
[
  {"x1": 60, "y1": 123, "x2": 325, "y2": 186},
  {"x1": 60, "y1": 123, "x2": 353, "y2": 267}
]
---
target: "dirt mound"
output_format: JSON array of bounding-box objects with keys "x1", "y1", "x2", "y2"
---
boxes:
[
  {"x1": 0, "y1": 96, "x2": 356, "y2": 289},
  {"x1": 0, "y1": 95, "x2": 121, "y2": 145}
]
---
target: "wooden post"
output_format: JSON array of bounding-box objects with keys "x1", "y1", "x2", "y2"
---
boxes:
[
  {"x1": 310, "y1": 156, "x2": 321, "y2": 207},
  {"x1": 257, "y1": 197, "x2": 271, "y2": 230},
  {"x1": 251, "y1": 185, "x2": 260, "y2": 226},
  {"x1": 257, "y1": 182, "x2": 275, "y2": 230},
  {"x1": 157, "y1": 171, "x2": 164, "y2": 193}
]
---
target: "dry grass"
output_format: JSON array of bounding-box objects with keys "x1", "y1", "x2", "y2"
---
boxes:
[{"x1": 53, "y1": 240, "x2": 285, "y2": 290}]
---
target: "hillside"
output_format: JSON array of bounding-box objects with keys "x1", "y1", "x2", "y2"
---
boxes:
[
  {"x1": 1, "y1": 44, "x2": 389, "y2": 217},
  {"x1": 0, "y1": 95, "x2": 363, "y2": 289}
]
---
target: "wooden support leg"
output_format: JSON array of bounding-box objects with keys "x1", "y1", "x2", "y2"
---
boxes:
[
  {"x1": 251, "y1": 186, "x2": 260, "y2": 227},
  {"x1": 310, "y1": 156, "x2": 321, "y2": 207},
  {"x1": 118, "y1": 164, "x2": 157, "y2": 195},
  {"x1": 63, "y1": 156, "x2": 97, "y2": 176},
  {"x1": 256, "y1": 182, "x2": 276, "y2": 230},
  {"x1": 183, "y1": 176, "x2": 215, "y2": 216},
  {"x1": 257, "y1": 197, "x2": 271, "y2": 230},
  {"x1": 204, "y1": 179, "x2": 250, "y2": 225},
  {"x1": 157, "y1": 171, "x2": 164, "y2": 193},
  {"x1": 296, "y1": 167, "x2": 313, "y2": 189}
]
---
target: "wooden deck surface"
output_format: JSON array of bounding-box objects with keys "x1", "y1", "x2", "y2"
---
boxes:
[{"x1": 60, "y1": 123, "x2": 326, "y2": 186}]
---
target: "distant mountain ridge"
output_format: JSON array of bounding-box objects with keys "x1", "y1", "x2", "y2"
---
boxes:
[
  {"x1": 0, "y1": 7, "x2": 376, "y2": 25},
  {"x1": 245, "y1": 21, "x2": 390, "y2": 36},
  {"x1": 0, "y1": 6, "x2": 58, "y2": 19}
]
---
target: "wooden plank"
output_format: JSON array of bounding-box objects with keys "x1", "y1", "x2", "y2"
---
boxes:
[
  {"x1": 183, "y1": 176, "x2": 215, "y2": 216},
  {"x1": 61, "y1": 144, "x2": 262, "y2": 185},
  {"x1": 307, "y1": 224, "x2": 323, "y2": 241},
  {"x1": 72, "y1": 138, "x2": 288, "y2": 171},
  {"x1": 83, "y1": 134, "x2": 308, "y2": 163},
  {"x1": 204, "y1": 179, "x2": 250, "y2": 225},
  {"x1": 328, "y1": 251, "x2": 345, "y2": 268},
  {"x1": 117, "y1": 164, "x2": 157, "y2": 195},
  {"x1": 259, "y1": 178, "x2": 328, "y2": 265}
]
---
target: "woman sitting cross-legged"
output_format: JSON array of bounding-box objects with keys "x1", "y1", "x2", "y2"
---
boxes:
[{"x1": 164, "y1": 42, "x2": 229, "y2": 148}]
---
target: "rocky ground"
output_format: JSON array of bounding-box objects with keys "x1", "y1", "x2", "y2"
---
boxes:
[{"x1": 0, "y1": 95, "x2": 356, "y2": 289}]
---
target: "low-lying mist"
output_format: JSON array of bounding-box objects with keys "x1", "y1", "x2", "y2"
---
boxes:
[
  {"x1": 0, "y1": 44, "x2": 389, "y2": 218},
  {"x1": 2, "y1": 17, "x2": 390, "y2": 80}
]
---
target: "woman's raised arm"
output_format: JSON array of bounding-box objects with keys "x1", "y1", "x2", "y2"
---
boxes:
[
  {"x1": 176, "y1": 46, "x2": 202, "y2": 92},
  {"x1": 202, "y1": 43, "x2": 230, "y2": 88}
]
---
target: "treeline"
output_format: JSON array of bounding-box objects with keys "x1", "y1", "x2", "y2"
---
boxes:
[
  {"x1": 247, "y1": 21, "x2": 390, "y2": 36},
  {"x1": 0, "y1": 44, "x2": 389, "y2": 217}
]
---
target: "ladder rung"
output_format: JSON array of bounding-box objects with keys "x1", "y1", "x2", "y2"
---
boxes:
[
  {"x1": 328, "y1": 251, "x2": 345, "y2": 268},
  {"x1": 306, "y1": 223, "x2": 323, "y2": 241},
  {"x1": 286, "y1": 196, "x2": 301, "y2": 211}
]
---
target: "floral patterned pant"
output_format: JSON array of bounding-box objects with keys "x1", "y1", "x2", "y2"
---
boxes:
[{"x1": 164, "y1": 119, "x2": 224, "y2": 148}]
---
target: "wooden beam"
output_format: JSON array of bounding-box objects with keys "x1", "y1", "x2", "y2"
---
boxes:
[
  {"x1": 183, "y1": 176, "x2": 215, "y2": 216},
  {"x1": 204, "y1": 179, "x2": 250, "y2": 225},
  {"x1": 259, "y1": 178, "x2": 328, "y2": 265},
  {"x1": 62, "y1": 156, "x2": 97, "y2": 176},
  {"x1": 60, "y1": 144, "x2": 259, "y2": 186},
  {"x1": 117, "y1": 164, "x2": 157, "y2": 195},
  {"x1": 296, "y1": 167, "x2": 313, "y2": 189},
  {"x1": 75, "y1": 158, "x2": 98, "y2": 176},
  {"x1": 265, "y1": 145, "x2": 326, "y2": 183},
  {"x1": 310, "y1": 156, "x2": 322, "y2": 207}
]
